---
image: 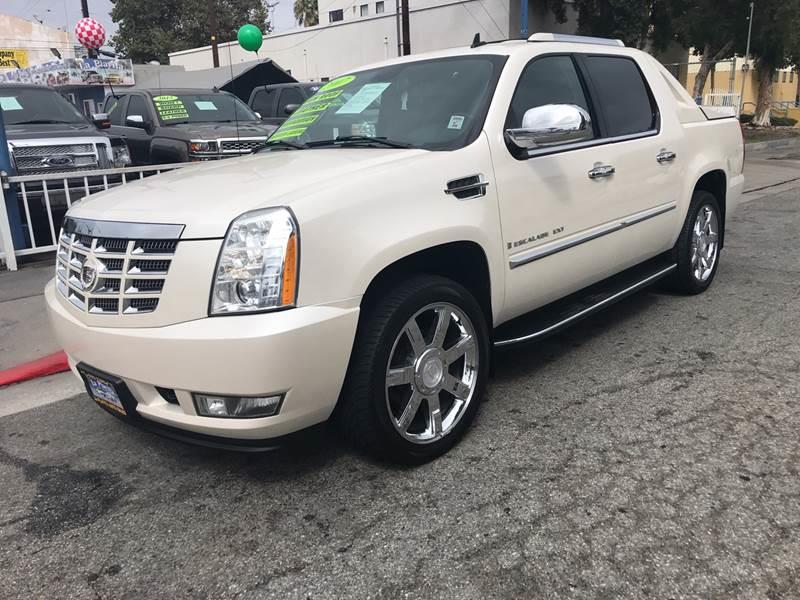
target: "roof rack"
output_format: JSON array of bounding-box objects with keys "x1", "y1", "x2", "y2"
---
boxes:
[{"x1": 527, "y1": 33, "x2": 625, "y2": 47}]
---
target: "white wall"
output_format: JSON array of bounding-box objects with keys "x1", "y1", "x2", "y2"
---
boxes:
[
  {"x1": 0, "y1": 14, "x2": 75, "y2": 71},
  {"x1": 169, "y1": 0, "x2": 514, "y2": 80}
]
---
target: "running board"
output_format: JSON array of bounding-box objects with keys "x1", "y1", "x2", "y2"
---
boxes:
[{"x1": 493, "y1": 256, "x2": 677, "y2": 348}]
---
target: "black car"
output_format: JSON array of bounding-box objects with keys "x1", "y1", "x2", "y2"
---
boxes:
[
  {"x1": 1, "y1": 83, "x2": 131, "y2": 176},
  {"x1": 102, "y1": 89, "x2": 277, "y2": 165},
  {"x1": 247, "y1": 82, "x2": 321, "y2": 127}
]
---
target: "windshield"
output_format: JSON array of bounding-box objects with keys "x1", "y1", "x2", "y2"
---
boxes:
[
  {"x1": 154, "y1": 93, "x2": 260, "y2": 125},
  {"x1": 266, "y1": 55, "x2": 506, "y2": 151},
  {"x1": 0, "y1": 87, "x2": 88, "y2": 126}
]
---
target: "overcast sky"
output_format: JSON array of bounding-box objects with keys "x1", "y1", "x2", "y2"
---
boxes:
[{"x1": 4, "y1": 0, "x2": 297, "y2": 47}]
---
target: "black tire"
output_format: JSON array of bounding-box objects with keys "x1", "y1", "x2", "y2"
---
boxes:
[
  {"x1": 336, "y1": 275, "x2": 490, "y2": 464},
  {"x1": 667, "y1": 190, "x2": 723, "y2": 294}
]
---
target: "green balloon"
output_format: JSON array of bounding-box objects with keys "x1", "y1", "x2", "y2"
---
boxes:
[{"x1": 237, "y1": 24, "x2": 263, "y2": 53}]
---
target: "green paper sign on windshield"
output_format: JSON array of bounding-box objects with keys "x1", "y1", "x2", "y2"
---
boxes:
[{"x1": 153, "y1": 95, "x2": 189, "y2": 121}]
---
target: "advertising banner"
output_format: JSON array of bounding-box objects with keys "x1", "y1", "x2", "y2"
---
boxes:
[
  {"x1": 0, "y1": 49, "x2": 29, "y2": 70},
  {"x1": 0, "y1": 57, "x2": 134, "y2": 86}
]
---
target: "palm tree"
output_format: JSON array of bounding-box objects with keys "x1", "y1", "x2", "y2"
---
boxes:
[{"x1": 294, "y1": 0, "x2": 319, "y2": 26}]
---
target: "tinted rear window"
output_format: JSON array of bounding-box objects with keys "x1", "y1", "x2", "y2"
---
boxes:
[{"x1": 584, "y1": 56, "x2": 656, "y2": 137}]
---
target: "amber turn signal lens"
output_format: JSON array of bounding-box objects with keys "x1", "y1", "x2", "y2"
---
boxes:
[{"x1": 280, "y1": 232, "x2": 298, "y2": 306}]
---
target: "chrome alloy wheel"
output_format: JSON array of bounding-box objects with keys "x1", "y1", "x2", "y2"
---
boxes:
[
  {"x1": 691, "y1": 205, "x2": 720, "y2": 282},
  {"x1": 385, "y1": 302, "x2": 479, "y2": 444}
]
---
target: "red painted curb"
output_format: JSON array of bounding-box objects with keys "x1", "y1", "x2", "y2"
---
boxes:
[{"x1": 0, "y1": 351, "x2": 70, "y2": 387}]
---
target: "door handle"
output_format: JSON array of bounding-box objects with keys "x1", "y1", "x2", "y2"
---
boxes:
[
  {"x1": 588, "y1": 164, "x2": 615, "y2": 179},
  {"x1": 656, "y1": 150, "x2": 676, "y2": 163}
]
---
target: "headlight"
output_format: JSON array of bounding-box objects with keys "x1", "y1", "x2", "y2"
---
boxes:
[
  {"x1": 112, "y1": 143, "x2": 131, "y2": 167},
  {"x1": 189, "y1": 140, "x2": 218, "y2": 154},
  {"x1": 210, "y1": 207, "x2": 299, "y2": 315}
]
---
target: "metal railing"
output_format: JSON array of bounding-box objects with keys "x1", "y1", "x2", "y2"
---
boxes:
[
  {"x1": 703, "y1": 90, "x2": 742, "y2": 116},
  {"x1": 0, "y1": 162, "x2": 194, "y2": 271}
]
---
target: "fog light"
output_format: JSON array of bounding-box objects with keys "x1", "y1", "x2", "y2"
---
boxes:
[{"x1": 194, "y1": 394, "x2": 283, "y2": 418}]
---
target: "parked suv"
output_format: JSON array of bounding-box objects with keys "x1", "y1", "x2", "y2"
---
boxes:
[
  {"x1": 47, "y1": 34, "x2": 744, "y2": 463},
  {"x1": 248, "y1": 82, "x2": 321, "y2": 126},
  {"x1": 102, "y1": 89, "x2": 276, "y2": 165},
  {"x1": 1, "y1": 83, "x2": 131, "y2": 176}
]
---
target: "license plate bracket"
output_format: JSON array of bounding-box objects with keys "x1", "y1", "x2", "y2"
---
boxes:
[{"x1": 77, "y1": 363, "x2": 138, "y2": 418}]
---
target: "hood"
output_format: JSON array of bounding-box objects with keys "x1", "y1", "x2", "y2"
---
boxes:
[
  {"x1": 5, "y1": 122, "x2": 106, "y2": 140},
  {"x1": 68, "y1": 148, "x2": 429, "y2": 238},
  {"x1": 160, "y1": 121, "x2": 275, "y2": 139}
]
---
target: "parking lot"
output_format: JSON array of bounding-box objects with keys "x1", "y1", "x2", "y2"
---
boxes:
[{"x1": 2, "y1": 176, "x2": 800, "y2": 598}]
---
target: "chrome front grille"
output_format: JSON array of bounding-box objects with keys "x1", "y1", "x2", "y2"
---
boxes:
[
  {"x1": 11, "y1": 141, "x2": 110, "y2": 175},
  {"x1": 55, "y1": 231, "x2": 178, "y2": 315},
  {"x1": 219, "y1": 138, "x2": 267, "y2": 154}
]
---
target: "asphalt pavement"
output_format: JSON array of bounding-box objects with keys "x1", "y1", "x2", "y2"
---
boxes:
[{"x1": 2, "y1": 175, "x2": 800, "y2": 599}]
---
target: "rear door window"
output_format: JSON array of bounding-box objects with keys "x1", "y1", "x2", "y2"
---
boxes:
[{"x1": 582, "y1": 56, "x2": 657, "y2": 137}]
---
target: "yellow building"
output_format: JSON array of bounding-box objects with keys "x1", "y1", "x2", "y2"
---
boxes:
[{"x1": 681, "y1": 57, "x2": 799, "y2": 122}]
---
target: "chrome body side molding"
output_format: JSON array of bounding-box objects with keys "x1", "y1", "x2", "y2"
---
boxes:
[{"x1": 509, "y1": 201, "x2": 677, "y2": 269}]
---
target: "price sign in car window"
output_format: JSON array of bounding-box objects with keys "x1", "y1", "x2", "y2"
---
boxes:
[
  {"x1": 335, "y1": 83, "x2": 390, "y2": 115},
  {"x1": 153, "y1": 95, "x2": 189, "y2": 120},
  {"x1": 0, "y1": 96, "x2": 23, "y2": 111},
  {"x1": 194, "y1": 101, "x2": 217, "y2": 111}
]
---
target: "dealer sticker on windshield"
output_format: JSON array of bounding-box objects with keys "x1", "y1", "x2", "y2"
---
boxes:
[{"x1": 336, "y1": 83, "x2": 390, "y2": 115}]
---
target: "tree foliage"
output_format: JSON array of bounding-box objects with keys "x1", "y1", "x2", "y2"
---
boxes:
[
  {"x1": 111, "y1": 0, "x2": 270, "y2": 64},
  {"x1": 293, "y1": 0, "x2": 319, "y2": 26}
]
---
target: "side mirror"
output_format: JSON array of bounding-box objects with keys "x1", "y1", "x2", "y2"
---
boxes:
[
  {"x1": 91, "y1": 112, "x2": 110, "y2": 129},
  {"x1": 125, "y1": 114, "x2": 148, "y2": 129},
  {"x1": 506, "y1": 104, "x2": 592, "y2": 150},
  {"x1": 284, "y1": 104, "x2": 300, "y2": 116},
  {"x1": 254, "y1": 111, "x2": 262, "y2": 119}
]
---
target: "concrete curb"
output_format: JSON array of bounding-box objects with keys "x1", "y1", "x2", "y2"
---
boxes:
[
  {"x1": 745, "y1": 136, "x2": 800, "y2": 152},
  {"x1": 0, "y1": 351, "x2": 69, "y2": 387}
]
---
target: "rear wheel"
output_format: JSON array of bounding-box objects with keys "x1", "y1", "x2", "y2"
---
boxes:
[
  {"x1": 337, "y1": 275, "x2": 489, "y2": 464},
  {"x1": 668, "y1": 190, "x2": 722, "y2": 294}
]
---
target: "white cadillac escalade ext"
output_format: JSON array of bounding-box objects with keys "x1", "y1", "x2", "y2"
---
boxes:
[{"x1": 46, "y1": 34, "x2": 744, "y2": 463}]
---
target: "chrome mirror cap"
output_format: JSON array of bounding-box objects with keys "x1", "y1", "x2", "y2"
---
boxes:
[{"x1": 505, "y1": 104, "x2": 592, "y2": 150}]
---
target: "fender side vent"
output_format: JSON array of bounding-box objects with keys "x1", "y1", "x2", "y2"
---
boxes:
[{"x1": 445, "y1": 175, "x2": 488, "y2": 199}]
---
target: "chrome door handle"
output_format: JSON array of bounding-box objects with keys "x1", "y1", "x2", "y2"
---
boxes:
[
  {"x1": 656, "y1": 150, "x2": 676, "y2": 163},
  {"x1": 588, "y1": 164, "x2": 615, "y2": 179}
]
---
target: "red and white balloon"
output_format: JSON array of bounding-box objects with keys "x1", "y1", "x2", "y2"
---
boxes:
[{"x1": 74, "y1": 17, "x2": 106, "y2": 50}]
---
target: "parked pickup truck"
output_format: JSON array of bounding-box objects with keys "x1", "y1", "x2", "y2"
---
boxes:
[
  {"x1": 101, "y1": 88, "x2": 276, "y2": 165},
  {"x1": 46, "y1": 34, "x2": 744, "y2": 464},
  {"x1": 248, "y1": 82, "x2": 321, "y2": 127},
  {"x1": 1, "y1": 83, "x2": 131, "y2": 175}
]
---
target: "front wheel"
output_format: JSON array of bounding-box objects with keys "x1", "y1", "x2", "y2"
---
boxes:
[{"x1": 337, "y1": 275, "x2": 490, "y2": 464}]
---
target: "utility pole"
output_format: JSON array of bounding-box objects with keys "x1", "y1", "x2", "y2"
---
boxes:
[
  {"x1": 208, "y1": 0, "x2": 220, "y2": 68},
  {"x1": 80, "y1": 0, "x2": 97, "y2": 58},
  {"x1": 395, "y1": 0, "x2": 402, "y2": 56},
  {"x1": 400, "y1": 0, "x2": 410, "y2": 55},
  {"x1": 739, "y1": 1, "x2": 754, "y2": 115}
]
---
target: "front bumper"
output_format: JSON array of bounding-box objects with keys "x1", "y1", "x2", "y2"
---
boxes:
[{"x1": 45, "y1": 280, "x2": 359, "y2": 443}]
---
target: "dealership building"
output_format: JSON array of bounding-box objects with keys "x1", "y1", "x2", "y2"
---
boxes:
[{"x1": 169, "y1": 0, "x2": 575, "y2": 80}]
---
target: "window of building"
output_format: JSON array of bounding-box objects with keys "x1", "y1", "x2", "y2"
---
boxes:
[
  {"x1": 791, "y1": 71, "x2": 795, "y2": 83},
  {"x1": 360, "y1": 3, "x2": 368, "y2": 16},
  {"x1": 376, "y1": 1, "x2": 385, "y2": 13},
  {"x1": 583, "y1": 55, "x2": 657, "y2": 137},
  {"x1": 329, "y1": 9, "x2": 343, "y2": 22},
  {"x1": 782, "y1": 71, "x2": 787, "y2": 83}
]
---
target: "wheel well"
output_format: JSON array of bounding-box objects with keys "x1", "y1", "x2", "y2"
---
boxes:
[
  {"x1": 361, "y1": 241, "x2": 493, "y2": 327},
  {"x1": 694, "y1": 170, "x2": 727, "y2": 246}
]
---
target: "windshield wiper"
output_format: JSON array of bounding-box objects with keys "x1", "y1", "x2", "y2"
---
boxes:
[
  {"x1": 306, "y1": 136, "x2": 414, "y2": 149},
  {"x1": 256, "y1": 139, "x2": 308, "y2": 152},
  {"x1": 13, "y1": 119, "x2": 77, "y2": 125}
]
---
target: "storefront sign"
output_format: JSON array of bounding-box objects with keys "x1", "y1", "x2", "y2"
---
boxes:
[{"x1": 0, "y1": 49, "x2": 29, "y2": 70}]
